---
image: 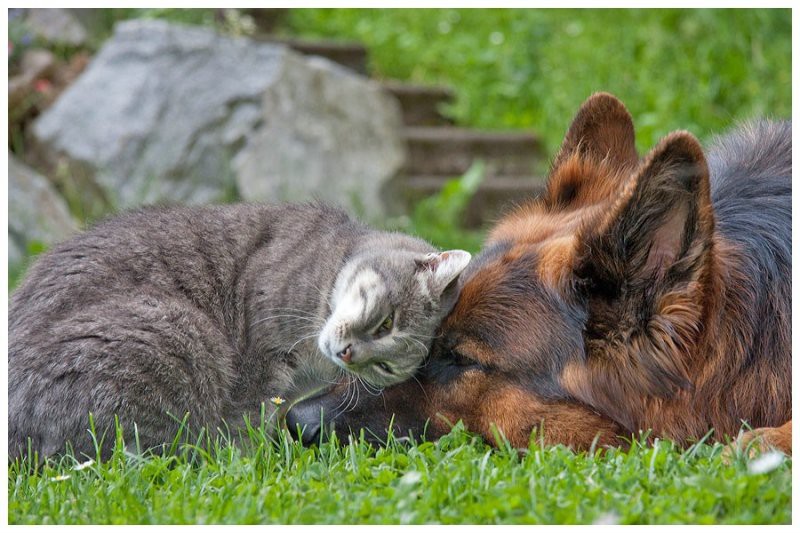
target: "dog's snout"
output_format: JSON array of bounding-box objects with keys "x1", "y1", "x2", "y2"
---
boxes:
[{"x1": 285, "y1": 400, "x2": 325, "y2": 446}]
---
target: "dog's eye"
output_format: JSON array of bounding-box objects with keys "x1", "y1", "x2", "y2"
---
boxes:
[
  {"x1": 447, "y1": 349, "x2": 479, "y2": 368},
  {"x1": 422, "y1": 345, "x2": 484, "y2": 382}
]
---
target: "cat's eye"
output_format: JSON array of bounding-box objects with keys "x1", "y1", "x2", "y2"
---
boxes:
[
  {"x1": 376, "y1": 362, "x2": 394, "y2": 375},
  {"x1": 374, "y1": 312, "x2": 394, "y2": 338}
]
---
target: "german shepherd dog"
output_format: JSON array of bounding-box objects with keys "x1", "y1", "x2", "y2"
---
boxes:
[{"x1": 287, "y1": 93, "x2": 791, "y2": 453}]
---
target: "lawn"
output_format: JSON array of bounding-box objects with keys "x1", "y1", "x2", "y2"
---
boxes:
[
  {"x1": 7, "y1": 425, "x2": 792, "y2": 525},
  {"x1": 7, "y1": 8, "x2": 792, "y2": 525}
]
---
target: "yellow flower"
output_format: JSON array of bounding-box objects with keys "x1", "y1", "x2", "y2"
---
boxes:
[
  {"x1": 270, "y1": 396, "x2": 286, "y2": 406},
  {"x1": 49, "y1": 475, "x2": 71, "y2": 482}
]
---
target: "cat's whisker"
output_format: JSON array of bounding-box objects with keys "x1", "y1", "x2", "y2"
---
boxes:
[
  {"x1": 411, "y1": 374, "x2": 432, "y2": 406},
  {"x1": 361, "y1": 378, "x2": 384, "y2": 396},
  {"x1": 286, "y1": 332, "x2": 321, "y2": 354},
  {"x1": 355, "y1": 378, "x2": 366, "y2": 411},
  {"x1": 346, "y1": 379, "x2": 359, "y2": 413},
  {"x1": 345, "y1": 379, "x2": 356, "y2": 411},
  {"x1": 266, "y1": 282, "x2": 330, "y2": 311},
  {"x1": 277, "y1": 324, "x2": 321, "y2": 336},
  {"x1": 290, "y1": 280, "x2": 330, "y2": 300},
  {"x1": 305, "y1": 349, "x2": 347, "y2": 386},
  {"x1": 399, "y1": 337, "x2": 412, "y2": 353},
  {"x1": 251, "y1": 314, "x2": 325, "y2": 327},
  {"x1": 314, "y1": 353, "x2": 347, "y2": 385},
  {"x1": 408, "y1": 332, "x2": 441, "y2": 340},
  {"x1": 331, "y1": 385, "x2": 349, "y2": 414},
  {"x1": 252, "y1": 309, "x2": 326, "y2": 324},
  {"x1": 403, "y1": 335, "x2": 429, "y2": 353},
  {"x1": 408, "y1": 334, "x2": 428, "y2": 350},
  {"x1": 313, "y1": 372, "x2": 347, "y2": 387},
  {"x1": 348, "y1": 379, "x2": 360, "y2": 414},
  {"x1": 252, "y1": 314, "x2": 320, "y2": 323},
  {"x1": 287, "y1": 324, "x2": 323, "y2": 334},
  {"x1": 316, "y1": 290, "x2": 333, "y2": 309},
  {"x1": 252, "y1": 306, "x2": 319, "y2": 317},
  {"x1": 345, "y1": 377, "x2": 360, "y2": 413},
  {"x1": 332, "y1": 376, "x2": 356, "y2": 415}
]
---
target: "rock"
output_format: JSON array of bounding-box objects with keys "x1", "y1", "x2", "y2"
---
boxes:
[
  {"x1": 32, "y1": 20, "x2": 406, "y2": 218},
  {"x1": 239, "y1": 8, "x2": 286, "y2": 33},
  {"x1": 24, "y1": 8, "x2": 88, "y2": 47},
  {"x1": 9, "y1": 49, "x2": 56, "y2": 109},
  {"x1": 20, "y1": 49, "x2": 58, "y2": 81},
  {"x1": 9, "y1": 76, "x2": 32, "y2": 111},
  {"x1": 8, "y1": 153, "x2": 80, "y2": 269},
  {"x1": 233, "y1": 54, "x2": 405, "y2": 217},
  {"x1": 53, "y1": 52, "x2": 90, "y2": 87}
]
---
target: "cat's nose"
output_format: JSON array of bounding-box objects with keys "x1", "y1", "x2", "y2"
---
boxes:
[{"x1": 336, "y1": 344, "x2": 353, "y2": 364}]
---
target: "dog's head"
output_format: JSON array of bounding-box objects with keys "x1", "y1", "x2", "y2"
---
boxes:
[{"x1": 288, "y1": 93, "x2": 715, "y2": 448}]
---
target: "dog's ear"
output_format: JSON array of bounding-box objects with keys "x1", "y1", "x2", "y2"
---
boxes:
[
  {"x1": 577, "y1": 130, "x2": 714, "y2": 287},
  {"x1": 553, "y1": 92, "x2": 639, "y2": 171},
  {"x1": 571, "y1": 131, "x2": 715, "y2": 400},
  {"x1": 545, "y1": 93, "x2": 639, "y2": 209}
]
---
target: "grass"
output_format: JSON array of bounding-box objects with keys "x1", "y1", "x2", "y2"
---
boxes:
[
  {"x1": 8, "y1": 8, "x2": 792, "y2": 524},
  {"x1": 384, "y1": 161, "x2": 487, "y2": 253},
  {"x1": 8, "y1": 423, "x2": 791, "y2": 525}
]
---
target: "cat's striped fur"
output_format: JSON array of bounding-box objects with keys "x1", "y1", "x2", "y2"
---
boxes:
[{"x1": 8, "y1": 203, "x2": 469, "y2": 459}]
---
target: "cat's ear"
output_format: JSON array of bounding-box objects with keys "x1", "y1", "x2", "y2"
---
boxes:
[{"x1": 416, "y1": 250, "x2": 472, "y2": 312}]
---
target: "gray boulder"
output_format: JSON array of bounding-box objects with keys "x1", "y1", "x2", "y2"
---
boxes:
[
  {"x1": 8, "y1": 153, "x2": 80, "y2": 269},
  {"x1": 32, "y1": 20, "x2": 406, "y2": 218},
  {"x1": 24, "y1": 8, "x2": 89, "y2": 47}
]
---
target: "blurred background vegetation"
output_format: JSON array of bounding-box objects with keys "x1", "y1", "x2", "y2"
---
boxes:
[
  {"x1": 8, "y1": 8, "x2": 791, "y2": 286},
  {"x1": 39, "y1": 8, "x2": 789, "y2": 153},
  {"x1": 283, "y1": 9, "x2": 791, "y2": 153}
]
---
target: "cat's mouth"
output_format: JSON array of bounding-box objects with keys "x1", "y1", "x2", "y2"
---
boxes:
[
  {"x1": 327, "y1": 354, "x2": 399, "y2": 387},
  {"x1": 330, "y1": 353, "x2": 379, "y2": 373},
  {"x1": 330, "y1": 356, "x2": 353, "y2": 371}
]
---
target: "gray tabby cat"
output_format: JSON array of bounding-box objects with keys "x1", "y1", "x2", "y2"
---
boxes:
[{"x1": 8, "y1": 203, "x2": 470, "y2": 459}]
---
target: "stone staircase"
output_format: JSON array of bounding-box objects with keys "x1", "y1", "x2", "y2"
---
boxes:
[{"x1": 262, "y1": 32, "x2": 547, "y2": 228}]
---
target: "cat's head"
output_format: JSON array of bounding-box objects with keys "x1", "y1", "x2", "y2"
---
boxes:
[{"x1": 318, "y1": 249, "x2": 471, "y2": 387}]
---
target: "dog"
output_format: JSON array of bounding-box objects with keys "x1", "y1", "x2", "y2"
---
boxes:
[{"x1": 287, "y1": 93, "x2": 791, "y2": 454}]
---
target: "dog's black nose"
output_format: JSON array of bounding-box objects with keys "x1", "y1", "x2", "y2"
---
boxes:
[{"x1": 285, "y1": 400, "x2": 324, "y2": 446}]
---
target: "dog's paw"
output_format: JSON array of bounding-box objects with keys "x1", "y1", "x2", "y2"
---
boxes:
[{"x1": 722, "y1": 421, "x2": 792, "y2": 463}]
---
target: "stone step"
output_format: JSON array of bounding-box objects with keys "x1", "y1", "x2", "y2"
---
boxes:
[
  {"x1": 402, "y1": 126, "x2": 544, "y2": 178},
  {"x1": 239, "y1": 8, "x2": 286, "y2": 34},
  {"x1": 254, "y1": 35, "x2": 369, "y2": 74},
  {"x1": 398, "y1": 175, "x2": 546, "y2": 228},
  {"x1": 381, "y1": 81, "x2": 455, "y2": 126}
]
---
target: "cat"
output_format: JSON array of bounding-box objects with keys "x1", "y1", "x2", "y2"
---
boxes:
[{"x1": 8, "y1": 202, "x2": 470, "y2": 459}]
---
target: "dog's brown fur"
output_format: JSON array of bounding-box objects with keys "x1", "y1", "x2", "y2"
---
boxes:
[{"x1": 291, "y1": 94, "x2": 791, "y2": 453}]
